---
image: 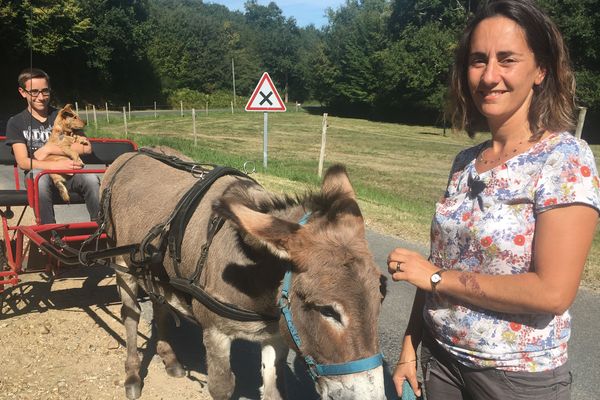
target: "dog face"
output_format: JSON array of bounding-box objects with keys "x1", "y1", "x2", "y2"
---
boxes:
[
  {"x1": 54, "y1": 104, "x2": 86, "y2": 136},
  {"x1": 51, "y1": 104, "x2": 89, "y2": 146}
]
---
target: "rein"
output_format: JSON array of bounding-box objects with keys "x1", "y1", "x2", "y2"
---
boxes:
[{"x1": 278, "y1": 212, "x2": 384, "y2": 380}]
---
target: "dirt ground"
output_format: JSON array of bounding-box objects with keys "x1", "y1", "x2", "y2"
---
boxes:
[{"x1": 0, "y1": 265, "x2": 212, "y2": 400}]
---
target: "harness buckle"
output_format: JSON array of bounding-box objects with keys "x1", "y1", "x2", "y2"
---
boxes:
[
  {"x1": 190, "y1": 165, "x2": 206, "y2": 179},
  {"x1": 304, "y1": 355, "x2": 319, "y2": 381}
]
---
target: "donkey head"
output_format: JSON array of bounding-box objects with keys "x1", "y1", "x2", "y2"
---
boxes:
[{"x1": 215, "y1": 165, "x2": 386, "y2": 399}]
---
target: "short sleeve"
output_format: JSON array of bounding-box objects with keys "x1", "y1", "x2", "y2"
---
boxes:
[
  {"x1": 5, "y1": 115, "x2": 26, "y2": 146},
  {"x1": 535, "y1": 139, "x2": 600, "y2": 214}
]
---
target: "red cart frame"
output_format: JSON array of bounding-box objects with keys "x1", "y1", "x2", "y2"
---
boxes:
[{"x1": 0, "y1": 136, "x2": 137, "y2": 291}]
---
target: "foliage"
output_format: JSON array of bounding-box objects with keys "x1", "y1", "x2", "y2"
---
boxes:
[
  {"x1": 317, "y1": 0, "x2": 390, "y2": 113},
  {"x1": 166, "y1": 88, "x2": 245, "y2": 109},
  {"x1": 538, "y1": 0, "x2": 600, "y2": 109},
  {"x1": 2, "y1": 0, "x2": 600, "y2": 131}
]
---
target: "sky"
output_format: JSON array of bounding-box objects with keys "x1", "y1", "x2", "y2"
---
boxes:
[{"x1": 207, "y1": 0, "x2": 347, "y2": 28}]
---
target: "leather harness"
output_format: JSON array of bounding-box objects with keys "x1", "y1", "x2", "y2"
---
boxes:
[{"x1": 81, "y1": 148, "x2": 277, "y2": 322}]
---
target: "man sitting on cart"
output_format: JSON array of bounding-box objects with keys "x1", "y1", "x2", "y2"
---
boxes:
[{"x1": 4, "y1": 68, "x2": 100, "y2": 224}]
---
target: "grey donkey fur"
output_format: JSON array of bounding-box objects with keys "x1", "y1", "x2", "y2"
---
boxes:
[{"x1": 101, "y1": 150, "x2": 387, "y2": 399}]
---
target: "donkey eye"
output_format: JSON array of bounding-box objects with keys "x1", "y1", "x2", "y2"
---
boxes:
[{"x1": 318, "y1": 305, "x2": 341, "y2": 323}]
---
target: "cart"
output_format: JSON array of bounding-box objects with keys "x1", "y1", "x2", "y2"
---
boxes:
[{"x1": 0, "y1": 136, "x2": 137, "y2": 292}]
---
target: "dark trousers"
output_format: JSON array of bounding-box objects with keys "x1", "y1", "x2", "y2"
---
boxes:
[{"x1": 421, "y1": 331, "x2": 572, "y2": 400}]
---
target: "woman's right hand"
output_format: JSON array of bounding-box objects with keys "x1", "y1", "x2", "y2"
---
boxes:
[{"x1": 393, "y1": 358, "x2": 421, "y2": 398}]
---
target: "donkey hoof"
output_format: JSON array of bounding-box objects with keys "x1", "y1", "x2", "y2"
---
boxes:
[
  {"x1": 124, "y1": 376, "x2": 142, "y2": 399},
  {"x1": 166, "y1": 362, "x2": 186, "y2": 378}
]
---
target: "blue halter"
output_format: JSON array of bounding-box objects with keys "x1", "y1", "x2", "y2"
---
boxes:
[{"x1": 278, "y1": 211, "x2": 384, "y2": 381}]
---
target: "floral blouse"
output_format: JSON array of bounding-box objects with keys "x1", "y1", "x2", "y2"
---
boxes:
[{"x1": 424, "y1": 132, "x2": 600, "y2": 372}]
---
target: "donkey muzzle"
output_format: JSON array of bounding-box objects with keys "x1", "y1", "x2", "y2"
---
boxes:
[{"x1": 317, "y1": 365, "x2": 385, "y2": 400}]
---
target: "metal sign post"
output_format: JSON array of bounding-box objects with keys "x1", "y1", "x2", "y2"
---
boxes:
[
  {"x1": 245, "y1": 72, "x2": 286, "y2": 170},
  {"x1": 263, "y1": 112, "x2": 268, "y2": 168}
]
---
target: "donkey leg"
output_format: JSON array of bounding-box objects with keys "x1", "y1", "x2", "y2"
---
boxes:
[
  {"x1": 204, "y1": 328, "x2": 235, "y2": 400},
  {"x1": 260, "y1": 337, "x2": 290, "y2": 400},
  {"x1": 152, "y1": 300, "x2": 185, "y2": 378},
  {"x1": 116, "y1": 268, "x2": 143, "y2": 400}
]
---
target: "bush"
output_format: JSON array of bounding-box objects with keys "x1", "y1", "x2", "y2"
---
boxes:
[{"x1": 166, "y1": 88, "x2": 246, "y2": 109}]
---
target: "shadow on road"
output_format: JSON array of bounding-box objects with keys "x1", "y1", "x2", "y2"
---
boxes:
[{"x1": 1, "y1": 265, "x2": 400, "y2": 399}]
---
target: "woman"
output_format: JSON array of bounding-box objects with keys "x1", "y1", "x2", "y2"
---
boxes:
[{"x1": 387, "y1": 1, "x2": 600, "y2": 399}]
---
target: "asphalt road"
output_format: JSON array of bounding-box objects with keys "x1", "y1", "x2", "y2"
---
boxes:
[
  {"x1": 1, "y1": 164, "x2": 598, "y2": 399},
  {"x1": 366, "y1": 230, "x2": 600, "y2": 400}
]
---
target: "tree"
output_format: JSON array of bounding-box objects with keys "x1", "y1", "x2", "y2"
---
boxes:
[
  {"x1": 317, "y1": 0, "x2": 390, "y2": 114},
  {"x1": 243, "y1": 1, "x2": 302, "y2": 102},
  {"x1": 538, "y1": 0, "x2": 600, "y2": 109}
]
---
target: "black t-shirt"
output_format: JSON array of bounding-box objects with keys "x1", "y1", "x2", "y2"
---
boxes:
[{"x1": 5, "y1": 107, "x2": 58, "y2": 154}]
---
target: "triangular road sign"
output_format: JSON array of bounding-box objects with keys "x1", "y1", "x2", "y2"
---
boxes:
[{"x1": 245, "y1": 72, "x2": 286, "y2": 112}]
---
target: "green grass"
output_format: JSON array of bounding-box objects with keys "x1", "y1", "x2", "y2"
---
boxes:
[{"x1": 90, "y1": 108, "x2": 600, "y2": 290}]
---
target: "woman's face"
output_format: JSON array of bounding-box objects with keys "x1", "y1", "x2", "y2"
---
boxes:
[{"x1": 467, "y1": 16, "x2": 545, "y2": 130}]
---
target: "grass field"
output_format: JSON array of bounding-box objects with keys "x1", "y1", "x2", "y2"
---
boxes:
[{"x1": 91, "y1": 107, "x2": 600, "y2": 289}]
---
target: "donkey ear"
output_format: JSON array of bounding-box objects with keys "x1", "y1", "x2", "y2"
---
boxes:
[
  {"x1": 213, "y1": 200, "x2": 300, "y2": 259},
  {"x1": 322, "y1": 164, "x2": 356, "y2": 200}
]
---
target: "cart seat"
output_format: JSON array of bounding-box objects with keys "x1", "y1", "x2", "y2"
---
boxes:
[{"x1": 0, "y1": 189, "x2": 28, "y2": 207}]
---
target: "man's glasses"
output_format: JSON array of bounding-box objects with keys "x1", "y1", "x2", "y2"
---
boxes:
[{"x1": 22, "y1": 87, "x2": 51, "y2": 97}]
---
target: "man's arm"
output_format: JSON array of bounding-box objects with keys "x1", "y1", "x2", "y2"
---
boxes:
[{"x1": 12, "y1": 143, "x2": 83, "y2": 171}]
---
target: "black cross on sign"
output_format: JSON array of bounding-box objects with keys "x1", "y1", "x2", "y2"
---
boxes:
[{"x1": 259, "y1": 91, "x2": 273, "y2": 106}]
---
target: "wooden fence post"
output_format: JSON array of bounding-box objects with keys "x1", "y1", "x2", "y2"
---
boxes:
[
  {"x1": 575, "y1": 106, "x2": 587, "y2": 139},
  {"x1": 105, "y1": 102, "x2": 110, "y2": 123},
  {"x1": 75, "y1": 102, "x2": 79, "y2": 114},
  {"x1": 154, "y1": 101, "x2": 157, "y2": 118},
  {"x1": 128, "y1": 101, "x2": 131, "y2": 120},
  {"x1": 85, "y1": 105, "x2": 89, "y2": 122},
  {"x1": 192, "y1": 108, "x2": 197, "y2": 147},
  {"x1": 180, "y1": 101, "x2": 183, "y2": 117},
  {"x1": 318, "y1": 113, "x2": 328, "y2": 178},
  {"x1": 93, "y1": 105, "x2": 97, "y2": 129},
  {"x1": 123, "y1": 106, "x2": 128, "y2": 137}
]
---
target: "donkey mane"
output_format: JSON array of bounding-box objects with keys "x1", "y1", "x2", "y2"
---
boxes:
[{"x1": 220, "y1": 179, "x2": 362, "y2": 221}]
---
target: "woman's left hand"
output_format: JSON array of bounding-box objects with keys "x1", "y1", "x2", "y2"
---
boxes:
[{"x1": 387, "y1": 248, "x2": 439, "y2": 291}]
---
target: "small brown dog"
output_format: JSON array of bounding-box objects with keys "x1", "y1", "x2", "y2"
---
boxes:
[{"x1": 46, "y1": 104, "x2": 90, "y2": 202}]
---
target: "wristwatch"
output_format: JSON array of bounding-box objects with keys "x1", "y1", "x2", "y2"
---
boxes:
[{"x1": 430, "y1": 270, "x2": 444, "y2": 294}]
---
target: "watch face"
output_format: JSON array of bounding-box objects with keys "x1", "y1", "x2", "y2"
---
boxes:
[{"x1": 431, "y1": 273, "x2": 442, "y2": 283}]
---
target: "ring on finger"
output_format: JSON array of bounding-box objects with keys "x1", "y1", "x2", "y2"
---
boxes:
[{"x1": 395, "y1": 261, "x2": 402, "y2": 272}]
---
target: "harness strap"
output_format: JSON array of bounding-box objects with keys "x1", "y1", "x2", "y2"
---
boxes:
[
  {"x1": 167, "y1": 165, "x2": 249, "y2": 276},
  {"x1": 77, "y1": 149, "x2": 275, "y2": 323},
  {"x1": 308, "y1": 353, "x2": 384, "y2": 377},
  {"x1": 169, "y1": 278, "x2": 278, "y2": 322},
  {"x1": 189, "y1": 214, "x2": 224, "y2": 283},
  {"x1": 279, "y1": 211, "x2": 384, "y2": 380}
]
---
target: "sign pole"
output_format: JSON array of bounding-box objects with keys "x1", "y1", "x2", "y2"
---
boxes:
[
  {"x1": 263, "y1": 112, "x2": 268, "y2": 169},
  {"x1": 245, "y1": 72, "x2": 286, "y2": 171}
]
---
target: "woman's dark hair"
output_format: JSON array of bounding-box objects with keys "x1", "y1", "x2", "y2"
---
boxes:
[{"x1": 449, "y1": 0, "x2": 575, "y2": 138}]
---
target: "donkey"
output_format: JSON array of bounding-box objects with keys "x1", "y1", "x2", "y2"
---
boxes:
[{"x1": 101, "y1": 151, "x2": 386, "y2": 399}]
